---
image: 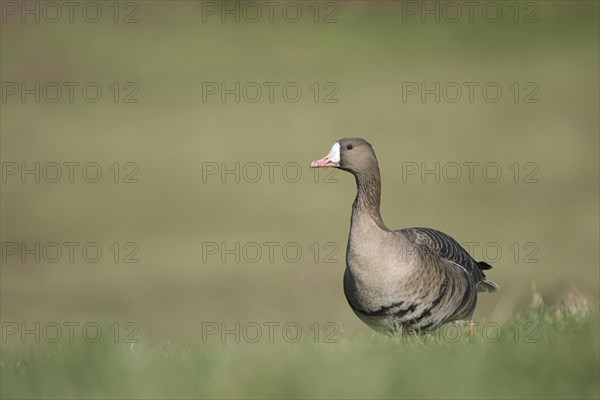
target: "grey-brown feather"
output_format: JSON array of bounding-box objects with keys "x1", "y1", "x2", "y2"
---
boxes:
[{"x1": 400, "y1": 227, "x2": 499, "y2": 293}]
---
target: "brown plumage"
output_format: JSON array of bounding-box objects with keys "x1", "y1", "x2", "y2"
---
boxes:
[{"x1": 311, "y1": 137, "x2": 499, "y2": 333}]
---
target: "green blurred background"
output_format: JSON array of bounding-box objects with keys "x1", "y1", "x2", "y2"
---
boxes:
[{"x1": 0, "y1": 1, "x2": 598, "y2": 397}]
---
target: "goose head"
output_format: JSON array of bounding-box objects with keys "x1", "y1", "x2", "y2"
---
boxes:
[{"x1": 310, "y1": 137, "x2": 378, "y2": 175}]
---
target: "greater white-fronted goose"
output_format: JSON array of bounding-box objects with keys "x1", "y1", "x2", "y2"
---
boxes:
[{"x1": 311, "y1": 137, "x2": 499, "y2": 333}]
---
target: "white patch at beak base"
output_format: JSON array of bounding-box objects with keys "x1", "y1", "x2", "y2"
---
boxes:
[
  {"x1": 327, "y1": 142, "x2": 340, "y2": 164},
  {"x1": 310, "y1": 141, "x2": 341, "y2": 168}
]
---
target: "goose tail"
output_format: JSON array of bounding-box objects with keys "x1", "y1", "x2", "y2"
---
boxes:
[
  {"x1": 477, "y1": 279, "x2": 500, "y2": 292},
  {"x1": 475, "y1": 260, "x2": 500, "y2": 292}
]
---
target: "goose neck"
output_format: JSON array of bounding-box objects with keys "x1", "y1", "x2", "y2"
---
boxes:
[{"x1": 351, "y1": 168, "x2": 388, "y2": 231}]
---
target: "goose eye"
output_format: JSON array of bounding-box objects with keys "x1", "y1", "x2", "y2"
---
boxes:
[{"x1": 347, "y1": 144, "x2": 353, "y2": 150}]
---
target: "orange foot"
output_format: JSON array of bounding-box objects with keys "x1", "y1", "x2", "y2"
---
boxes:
[{"x1": 468, "y1": 322, "x2": 476, "y2": 335}]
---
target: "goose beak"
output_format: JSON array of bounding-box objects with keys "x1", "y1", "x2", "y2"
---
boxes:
[
  {"x1": 310, "y1": 155, "x2": 338, "y2": 168},
  {"x1": 310, "y1": 142, "x2": 340, "y2": 168}
]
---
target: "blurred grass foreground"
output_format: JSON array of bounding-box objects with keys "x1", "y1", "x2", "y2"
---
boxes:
[
  {"x1": 1, "y1": 292, "x2": 598, "y2": 399},
  {"x1": 1, "y1": 1, "x2": 599, "y2": 399}
]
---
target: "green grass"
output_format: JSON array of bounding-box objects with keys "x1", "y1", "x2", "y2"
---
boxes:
[{"x1": 2, "y1": 307, "x2": 598, "y2": 399}]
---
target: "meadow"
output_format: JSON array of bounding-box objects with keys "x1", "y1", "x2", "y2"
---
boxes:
[
  {"x1": 2, "y1": 299, "x2": 598, "y2": 399},
  {"x1": 1, "y1": 1, "x2": 598, "y2": 398}
]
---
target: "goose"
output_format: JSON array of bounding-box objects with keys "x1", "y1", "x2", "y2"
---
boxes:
[{"x1": 310, "y1": 137, "x2": 499, "y2": 333}]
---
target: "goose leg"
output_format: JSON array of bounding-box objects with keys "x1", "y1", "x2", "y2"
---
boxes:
[{"x1": 453, "y1": 320, "x2": 476, "y2": 336}]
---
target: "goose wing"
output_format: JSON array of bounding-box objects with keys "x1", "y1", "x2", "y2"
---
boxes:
[{"x1": 398, "y1": 227, "x2": 499, "y2": 292}]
